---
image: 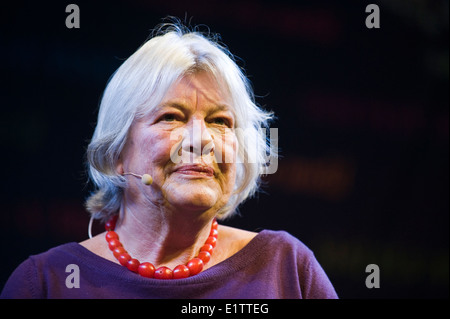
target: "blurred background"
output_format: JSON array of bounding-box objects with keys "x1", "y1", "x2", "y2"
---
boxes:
[{"x1": 0, "y1": 0, "x2": 448, "y2": 298}]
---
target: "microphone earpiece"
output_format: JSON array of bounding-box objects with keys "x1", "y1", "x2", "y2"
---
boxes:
[
  {"x1": 123, "y1": 172, "x2": 153, "y2": 185},
  {"x1": 141, "y1": 174, "x2": 153, "y2": 185}
]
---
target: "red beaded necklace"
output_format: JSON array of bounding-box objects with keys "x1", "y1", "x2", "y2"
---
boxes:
[{"x1": 104, "y1": 215, "x2": 218, "y2": 279}]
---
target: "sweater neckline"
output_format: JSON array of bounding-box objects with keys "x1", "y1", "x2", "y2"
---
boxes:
[{"x1": 68, "y1": 229, "x2": 273, "y2": 286}]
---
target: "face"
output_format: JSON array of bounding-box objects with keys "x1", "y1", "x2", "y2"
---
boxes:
[{"x1": 117, "y1": 72, "x2": 237, "y2": 214}]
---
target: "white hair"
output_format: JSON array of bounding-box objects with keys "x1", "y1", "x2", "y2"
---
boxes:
[{"x1": 85, "y1": 22, "x2": 274, "y2": 222}]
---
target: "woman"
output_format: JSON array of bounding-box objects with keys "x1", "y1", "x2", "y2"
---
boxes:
[{"x1": 1, "y1": 22, "x2": 338, "y2": 299}]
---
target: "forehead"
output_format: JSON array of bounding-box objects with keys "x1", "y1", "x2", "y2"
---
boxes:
[{"x1": 161, "y1": 72, "x2": 233, "y2": 111}]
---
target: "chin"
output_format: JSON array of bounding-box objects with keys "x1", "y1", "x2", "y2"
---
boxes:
[{"x1": 167, "y1": 184, "x2": 220, "y2": 211}]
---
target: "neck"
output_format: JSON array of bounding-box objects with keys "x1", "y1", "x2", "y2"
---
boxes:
[{"x1": 114, "y1": 199, "x2": 216, "y2": 269}]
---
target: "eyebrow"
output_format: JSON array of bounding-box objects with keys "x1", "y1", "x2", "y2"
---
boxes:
[{"x1": 159, "y1": 101, "x2": 234, "y2": 115}]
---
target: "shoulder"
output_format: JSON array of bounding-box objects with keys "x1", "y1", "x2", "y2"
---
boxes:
[
  {"x1": 248, "y1": 229, "x2": 339, "y2": 299},
  {"x1": 10, "y1": 243, "x2": 82, "y2": 272},
  {"x1": 257, "y1": 229, "x2": 321, "y2": 271},
  {"x1": 217, "y1": 225, "x2": 313, "y2": 259},
  {"x1": 252, "y1": 229, "x2": 323, "y2": 270},
  {"x1": 29, "y1": 243, "x2": 85, "y2": 268},
  {"x1": 256, "y1": 229, "x2": 314, "y2": 257},
  {"x1": 1, "y1": 243, "x2": 81, "y2": 299},
  {"x1": 217, "y1": 225, "x2": 316, "y2": 273}
]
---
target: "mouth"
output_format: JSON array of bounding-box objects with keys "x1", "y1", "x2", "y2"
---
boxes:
[{"x1": 174, "y1": 165, "x2": 215, "y2": 177}]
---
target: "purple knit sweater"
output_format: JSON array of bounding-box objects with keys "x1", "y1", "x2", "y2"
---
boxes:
[{"x1": 1, "y1": 230, "x2": 338, "y2": 299}]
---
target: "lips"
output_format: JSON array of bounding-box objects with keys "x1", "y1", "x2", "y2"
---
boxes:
[{"x1": 174, "y1": 165, "x2": 214, "y2": 177}]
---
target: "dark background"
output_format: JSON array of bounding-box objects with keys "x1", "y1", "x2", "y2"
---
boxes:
[{"x1": 0, "y1": 0, "x2": 448, "y2": 298}]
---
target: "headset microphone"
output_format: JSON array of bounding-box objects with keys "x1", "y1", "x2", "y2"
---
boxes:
[{"x1": 123, "y1": 172, "x2": 153, "y2": 185}]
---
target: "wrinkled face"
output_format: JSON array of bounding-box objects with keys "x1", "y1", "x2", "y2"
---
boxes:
[{"x1": 117, "y1": 72, "x2": 237, "y2": 213}]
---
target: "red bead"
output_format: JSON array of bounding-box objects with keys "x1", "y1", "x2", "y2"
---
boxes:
[
  {"x1": 112, "y1": 246, "x2": 126, "y2": 258},
  {"x1": 211, "y1": 219, "x2": 218, "y2": 230},
  {"x1": 200, "y1": 244, "x2": 213, "y2": 254},
  {"x1": 173, "y1": 265, "x2": 190, "y2": 279},
  {"x1": 138, "y1": 262, "x2": 155, "y2": 278},
  {"x1": 105, "y1": 231, "x2": 119, "y2": 241},
  {"x1": 118, "y1": 253, "x2": 131, "y2": 266},
  {"x1": 105, "y1": 216, "x2": 118, "y2": 231},
  {"x1": 205, "y1": 236, "x2": 217, "y2": 248},
  {"x1": 187, "y1": 258, "x2": 204, "y2": 276},
  {"x1": 126, "y1": 258, "x2": 140, "y2": 272},
  {"x1": 198, "y1": 251, "x2": 211, "y2": 264},
  {"x1": 126, "y1": 258, "x2": 140, "y2": 273},
  {"x1": 210, "y1": 228, "x2": 218, "y2": 238},
  {"x1": 108, "y1": 238, "x2": 122, "y2": 250},
  {"x1": 154, "y1": 266, "x2": 173, "y2": 279}
]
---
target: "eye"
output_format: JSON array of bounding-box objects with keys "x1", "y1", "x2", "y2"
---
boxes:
[
  {"x1": 211, "y1": 117, "x2": 232, "y2": 127},
  {"x1": 213, "y1": 118, "x2": 226, "y2": 125},
  {"x1": 160, "y1": 113, "x2": 178, "y2": 122}
]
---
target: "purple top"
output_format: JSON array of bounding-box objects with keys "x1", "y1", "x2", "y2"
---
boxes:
[{"x1": 1, "y1": 230, "x2": 338, "y2": 299}]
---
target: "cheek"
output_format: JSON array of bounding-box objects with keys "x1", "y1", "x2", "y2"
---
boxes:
[
  {"x1": 129, "y1": 129, "x2": 176, "y2": 172},
  {"x1": 149, "y1": 132, "x2": 177, "y2": 163},
  {"x1": 214, "y1": 130, "x2": 238, "y2": 165},
  {"x1": 222, "y1": 163, "x2": 236, "y2": 191},
  {"x1": 215, "y1": 133, "x2": 237, "y2": 190}
]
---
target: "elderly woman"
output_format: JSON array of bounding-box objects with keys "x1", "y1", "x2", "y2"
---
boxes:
[{"x1": 1, "y1": 23, "x2": 337, "y2": 299}]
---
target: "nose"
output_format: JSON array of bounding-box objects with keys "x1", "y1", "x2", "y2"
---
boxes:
[{"x1": 181, "y1": 119, "x2": 214, "y2": 158}]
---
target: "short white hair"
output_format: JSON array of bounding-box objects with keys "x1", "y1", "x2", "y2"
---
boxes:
[{"x1": 86, "y1": 22, "x2": 274, "y2": 221}]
